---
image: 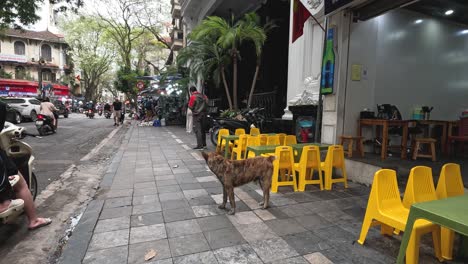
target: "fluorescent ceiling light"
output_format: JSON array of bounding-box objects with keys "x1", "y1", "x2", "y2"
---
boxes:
[
  {"x1": 415, "y1": 19, "x2": 423, "y2": 24},
  {"x1": 461, "y1": 29, "x2": 468, "y2": 35},
  {"x1": 445, "y1": 10, "x2": 454, "y2": 15}
]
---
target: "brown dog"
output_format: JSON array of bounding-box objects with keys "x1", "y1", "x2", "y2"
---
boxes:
[{"x1": 201, "y1": 152, "x2": 275, "y2": 215}]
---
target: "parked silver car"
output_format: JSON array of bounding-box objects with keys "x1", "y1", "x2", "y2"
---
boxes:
[{"x1": 1, "y1": 97, "x2": 41, "y2": 121}]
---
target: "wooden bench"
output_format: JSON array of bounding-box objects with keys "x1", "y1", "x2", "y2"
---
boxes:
[{"x1": 412, "y1": 138, "x2": 436, "y2": 161}]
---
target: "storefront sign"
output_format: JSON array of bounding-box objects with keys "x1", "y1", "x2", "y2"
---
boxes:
[
  {"x1": 324, "y1": 0, "x2": 353, "y2": 15},
  {"x1": 320, "y1": 27, "x2": 336, "y2": 95},
  {"x1": 0, "y1": 54, "x2": 27, "y2": 63}
]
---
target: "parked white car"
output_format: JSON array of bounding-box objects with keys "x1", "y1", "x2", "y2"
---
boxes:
[{"x1": 2, "y1": 97, "x2": 42, "y2": 121}]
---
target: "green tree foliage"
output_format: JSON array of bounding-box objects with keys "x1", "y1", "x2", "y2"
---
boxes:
[{"x1": 0, "y1": 0, "x2": 83, "y2": 29}]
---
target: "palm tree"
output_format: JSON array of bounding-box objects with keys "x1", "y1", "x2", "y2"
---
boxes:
[
  {"x1": 177, "y1": 40, "x2": 233, "y2": 109},
  {"x1": 191, "y1": 13, "x2": 266, "y2": 110}
]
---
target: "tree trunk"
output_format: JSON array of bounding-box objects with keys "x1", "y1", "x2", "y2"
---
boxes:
[
  {"x1": 221, "y1": 66, "x2": 233, "y2": 110},
  {"x1": 247, "y1": 63, "x2": 260, "y2": 108},
  {"x1": 232, "y1": 51, "x2": 238, "y2": 110}
]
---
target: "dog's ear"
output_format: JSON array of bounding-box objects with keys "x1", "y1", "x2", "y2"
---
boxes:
[
  {"x1": 267, "y1": 156, "x2": 276, "y2": 162},
  {"x1": 201, "y1": 151, "x2": 209, "y2": 161}
]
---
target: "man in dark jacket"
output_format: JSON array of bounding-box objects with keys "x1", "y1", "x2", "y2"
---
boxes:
[{"x1": 188, "y1": 86, "x2": 208, "y2": 150}]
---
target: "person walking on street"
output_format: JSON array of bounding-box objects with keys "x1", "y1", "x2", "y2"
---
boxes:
[
  {"x1": 188, "y1": 86, "x2": 208, "y2": 150},
  {"x1": 112, "y1": 98, "x2": 122, "y2": 126}
]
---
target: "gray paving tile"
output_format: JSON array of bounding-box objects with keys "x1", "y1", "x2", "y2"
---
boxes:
[
  {"x1": 213, "y1": 244, "x2": 263, "y2": 264},
  {"x1": 128, "y1": 239, "x2": 172, "y2": 264},
  {"x1": 187, "y1": 195, "x2": 216, "y2": 206},
  {"x1": 192, "y1": 205, "x2": 225, "y2": 217},
  {"x1": 168, "y1": 233, "x2": 210, "y2": 257},
  {"x1": 278, "y1": 204, "x2": 314, "y2": 217},
  {"x1": 166, "y1": 219, "x2": 202, "y2": 238},
  {"x1": 173, "y1": 251, "x2": 218, "y2": 264},
  {"x1": 132, "y1": 202, "x2": 162, "y2": 215},
  {"x1": 94, "y1": 216, "x2": 130, "y2": 233},
  {"x1": 133, "y1": 187, "x2": 158, "y2": 197},
  {"x1": 282, "y1": 231, "x2": 331, "y2": 255},
  {"x1": 99, "y1": 206, "x2": 132, "y2": 220},
  {"x1": 157, "y1": 184, "x2": 182, "y2": 194},
  {"x1": 146, "y1": 258, "x2": 173, "y2": 264},
  {"x1": 104, "y1": 196, "x2": 133, "y2": 209},
  {"x1": 268, "y1": 256, "x2": 309, "y2": 264},
  {"x1": 83, "y1": 245, "x2": 128, "y2": 264},
  {"x1": 294, "y1": 214, "x2": 334, "y2": 231},
  {"x1": 131, "y1": 212, "x2": 164, "y2": 227},
  {"x1": 134, "y1": 181, "x2": 156, "y2": 189},
  {"x1": 250, "y1": 238, "x2": 299, "y2": 263},
  {"x1": 105, "y1": 189, "x2": 133, "y2": 198},
  {"x1": 159, "y1": 192, "x2": 185, "y2": 201},
  {"x1": 157, "y1": 179, "x2": 179, "y2": 186},
  {"x1": 204, "y1": 227, "x2": 246, "y2": 250},
  {"x1": 155, "y1": 175, "x2": 176, "y2": 181},
  {"x1": 162, "y1": 207, "x2": 196, "y2": 223},
  {"x1": 314, "y1": 226, "x2": 356, "y2": 244},
  {"x1": 227, "y1": 211, "x2": 262, "y2": 226},
  {"x1": 183, "y1": 189, "x2": 209, "y2": 199},
  {"x1": 265, "y1": 218, "x2": 307, "y2": 236},
  {"x1": 161, "y1": 199, "x2": 190, "y2": 210},
  {"x1": 132, "y1": 194, "x2": 159, "y2": 205},
  {"x1": 130, "y1": 223, "x2": 167, "y2": 244},
  {"x1": 197, "y1": 215, "x2": 233, "y2": 232},
  {"x1": 88, "y1": 229, "x2": 129, "y2": 251},
  {"x1": 235, "y1": 222, "x2": 279, "y2": 243},
  {"x1": 204, "y1": 187, "x2": 224, "y2": 195}
]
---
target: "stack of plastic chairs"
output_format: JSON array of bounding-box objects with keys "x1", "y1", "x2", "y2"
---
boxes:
[
  {"x1": 216, "y1": 129, "x2": 232, "y2": 153},
  {"x1": 234, "y1": 128, "x2": 246, "y2": 147},
  {"x1": 357, "y1": 169, "x2": 442, "y2": 264},
  {"x1": 250, "y1": 127, "x2": 260, "y2": 136},
  {"x1": 259, "y1": 134, "x2": 268, "y2": 146},
  {"x1": 294, "y1": 145, "x2": 323, "y2": 191},
  {"x1": 436, "y1": 163, "x2": 465, "y2": 260},
  {"x1": 321, "y1": 145, "x2": 348, "y2": 190},
  {"x1": 277, "y1": 133, "x2": 286, "y2": 145},
  {"x1": 284, "y1": 135, "x2": 297, "y2": 146},
  {"x1": 271, "y1": 146, "x2": 297, "y2": 193},
  {"x1": 245, "y1": 136, "x2": 260, "y2": 159},
  {"x1": 231, "y1": 134, "x2": 249, "y2": 160},
  {"x1": 266, "y1": 135, "x2": 280, "y2": 145}
]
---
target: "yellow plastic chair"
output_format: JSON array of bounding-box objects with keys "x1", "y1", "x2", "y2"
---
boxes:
[
  {"x1": 321, "y1": 145, "x2": 348, "y2": 190},
  {"x1": 402, "y1": 166, "x2": 437, "y2": 209},
  {"x1": 250, "y1": 127, "x2": 260, "y2": 136},
  {"x1": 294, "y1": 146, "x2": 323, "y2": 191},
  {"x1": 259, "y1": 134, "x2": 268, "y2": 146},
  {"x1": 231, "y1": 134, "x2": 249, "y2": 160},
  {"x1": 436, "y1": 163, "x2": 465, "y2": 260},
  {"x1": 216, "y1": 129, "x2": 232, "y2": 153},
  {"x1": 245, "y1": 136, "x2": 260, "y2": 159},
  {"x1": 284, "y1": 135, "x2": 297, "y2": 146},
  {"x1": 266, "y1": 135, "x2": 280, "y2": 146},
  {"x1": 234, "y1": 128, "x2": 246, "y2": 147},
  {"x1": 271, "y1": 146, "x2": 297, "y2": 193},
  {"x1": 357, "y1": 169, "x2": 443, "y2": 264},
  {"x1": 277, "y1": 133, "x2": 286, "y2": 145}
]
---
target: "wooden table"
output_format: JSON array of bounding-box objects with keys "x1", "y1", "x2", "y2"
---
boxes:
[
  {"x1": 358, "y1": 119, "x2": 409, "y2": 160},
  {"x1": 396, "y1": 195, "x2": 468, "y2": 263},
  {"x1": 220, "y1": 135, "x2": 239, "y2": 158}
]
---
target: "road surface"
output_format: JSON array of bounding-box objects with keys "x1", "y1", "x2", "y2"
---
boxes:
[{"x1": 20, "y1": 113, "x2": 117, "y2": 193}]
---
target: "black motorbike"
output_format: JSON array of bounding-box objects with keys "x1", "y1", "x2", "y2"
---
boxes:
[
  {"x1": 104, "y1": 110, "x2": 111, "y2": 119},
  {"x1": 209, "y1": 108, "x2": 267, "y2": 146},
  {"x1": 88, "y1": 109, "x2": 95, "y2": 119},
  {"x1": 35, "y1": 113, "x2": 57, "y2": 136}
]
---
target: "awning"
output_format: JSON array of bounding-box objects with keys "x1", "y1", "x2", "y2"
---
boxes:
[
  {"x1": 0, "y1": 79, "x2": 38, "y2": 96},
  {"x1": 52, "y1": 84, "x2": 70, "y2": 96}
]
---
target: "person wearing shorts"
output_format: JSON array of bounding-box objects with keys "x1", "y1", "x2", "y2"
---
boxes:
[{"x1": 112, "y1": 98, "x2": 122, "y2": 126}]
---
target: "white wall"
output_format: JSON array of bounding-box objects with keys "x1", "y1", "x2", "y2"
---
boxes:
[{"x1": 344, "y1": 9, "x2": 468, "y2": 135}]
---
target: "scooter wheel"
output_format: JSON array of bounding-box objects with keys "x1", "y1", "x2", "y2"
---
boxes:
[
  {"x1": 38, "y1": 128, "x2": 45, "y2": 136},
  {"x1": 210, "y1": 127, "x2": 220, "y2": 147}
]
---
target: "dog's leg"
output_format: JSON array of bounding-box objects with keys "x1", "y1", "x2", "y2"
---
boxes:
[
  {"x1": 226, "y1": 186, "x2": 236, "y2": 215},
  {"x1": 218, "y1": 185, "x2": 227, "y2": 210},
  {"x1": 258, "y1": 178, "x2": 266, "y2": 207},
  {"x1": 262, "y1": 182, "x2": 270, "y2": 209}
]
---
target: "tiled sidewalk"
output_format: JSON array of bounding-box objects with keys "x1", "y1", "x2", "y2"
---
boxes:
[{"x1": 60, "y1": 125, "x2": 447, "y2": 264}]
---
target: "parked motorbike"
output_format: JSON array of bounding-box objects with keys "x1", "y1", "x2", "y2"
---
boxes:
[
  {"x1": 209, "y1": 108, "x2": 266, "y2": 146},
  {"x1": 88, "y1": 109, "x2": 95, "y2": 119},
  {"x1": 36, "y1": 114, "x2": 57, "y2": 136},
  {"x1": 104, "y1": 110, "x2": 111, "y2": 119},
  {"x1": 0, "y1": 122, "x2": 38, "y2": 223}
]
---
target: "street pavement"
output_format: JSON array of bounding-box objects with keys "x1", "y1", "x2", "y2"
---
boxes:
[
  {"x1": 20, "y1": 113, "x2": 118, "y2": 193},
  {"x1": 57, "y1": 125, "x2": 451, "y2": 264}
]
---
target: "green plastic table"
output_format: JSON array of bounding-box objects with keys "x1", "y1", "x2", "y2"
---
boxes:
[
  {"x1": 221, "y1": 135, "x2": 239, "y2": 158},
  {"x1": 245, "y1": 145, "x2": 280, "y2": 157},
  {"x1": 291, "y1": 143, "x2": 330, "y2": 162},
  {"x1": 396, "y1": 194, "x2": 468, "y2": 263}
]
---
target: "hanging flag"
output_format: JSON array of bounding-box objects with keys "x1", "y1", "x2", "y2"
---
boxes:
[{"x1": 292, "y1": 0, "x2": 311, "y2": 43}]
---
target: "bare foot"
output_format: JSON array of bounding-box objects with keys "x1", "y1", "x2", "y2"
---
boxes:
[
  {"x1": 28, "y1": 217, "x2": 52, "y2": 230},
  {"x1": 0, "y1": 200, "x2": 11, "y2": 213}
]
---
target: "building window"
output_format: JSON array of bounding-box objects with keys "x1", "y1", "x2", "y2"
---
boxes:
[
  {"x1": 14, "y1": 41, "x2": 26, "y2": 55},
  {"x1": 41, "y1": 44, "x2": 52, "y2": 62},
  {"x1": 42, "y1": 69, "x2": 52, "y2": 81},
  {"x1": 15, "y1": 66, "x2": 26, "y2": 79}
]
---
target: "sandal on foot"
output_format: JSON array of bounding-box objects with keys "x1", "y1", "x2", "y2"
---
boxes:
[
  {"x1": 0, "y1": 199, "x2": 25, "y2": 218},
  {"x1": 28, "y1": 218, "x2": 52, "y2": 230}
]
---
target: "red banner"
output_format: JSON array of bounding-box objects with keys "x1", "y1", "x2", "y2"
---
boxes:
[{"x1": 292, "y1": 0, "x2": 311, "y2": 43}]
